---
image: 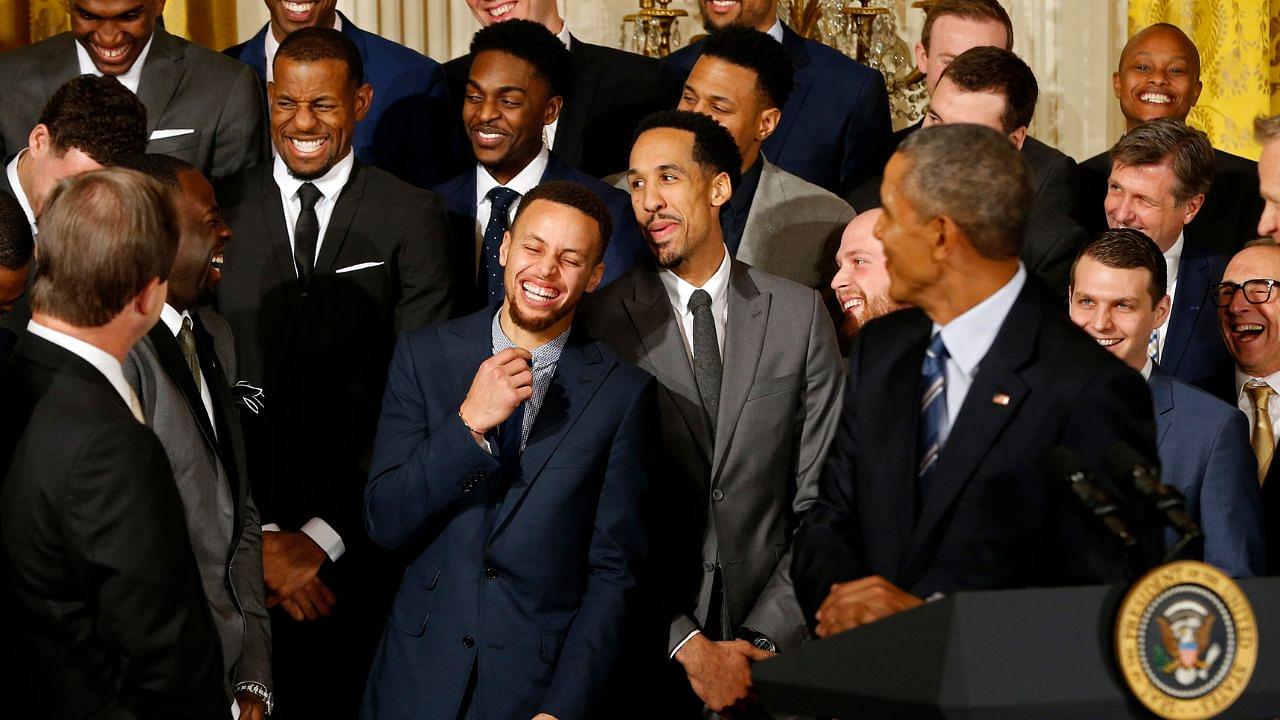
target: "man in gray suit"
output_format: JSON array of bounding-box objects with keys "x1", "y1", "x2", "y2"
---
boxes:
[
  {"x1": 587, "y1": 110, "x2": 842, "y2": 717},
  {"x1": 0, "y1": 0, "x2": 265, "y2": 181},
  {"x1": 676, "y1": 27, "x2": 853, "y2": 292},
  {"x1": 118, "y1": 154, "x2": 273, "y2": 720}
]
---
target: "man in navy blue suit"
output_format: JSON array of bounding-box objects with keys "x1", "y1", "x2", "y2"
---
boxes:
[
  {"x1": 662, "y1": 0, "x2": 892, "y2": 196},
  {"x1": 1068, "y1": 228, "x2": 1263, "y2": 577},
  {"x1": 362, "y1": 181, "x2": 654, "y2": 720},
  {"x1": 1103, "y1": 119, "x2": 1233, "y2": 388},
  {"x1": 436, "y1": 20, "x2": 648, "y2": 314},
  {"x1": 224, "y1": 0, "x2": 457, "y2": 188}
]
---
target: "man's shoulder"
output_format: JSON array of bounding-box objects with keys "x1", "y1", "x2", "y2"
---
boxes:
[
  {"x1": 742, "y1": 262, "x2": 822, "y2": 307},
  {"x1": 348, "y1": 21, "x2": 440, "y2": 73},
  {"x1": 167, "y1": 31, "x2": 259, "y2": 82},
  {"x1": 661, "y1": 38, "x2": 703, "y2": 73},
  {"x1": 572, "y1": 37, "x2": 658, "y2": 71},
  {"x1": 764, "y1": 162, "x2": 853, "y2": 219},
  {"x1": 1213, "y1": 147, "x2": 1258, "y2": 175},
  {"x1": 1166, "y1": 371, "x2": 1244, "y2": 423},
  {"x1": 216, "y1": 162, "x2": 274, "y2": 208},
  {"x1": 0, "y1": 32, "x2": 70, "y2": 70},
  {"x1": 221, "y1": 24, "x2": 267, "y2": 63},
  {"x1": 558, "y1": 162, "x2": 630, "y2": 203},
  {"x1": 358, "y1": 162, "x2": 442, "y2": 205},
  {"x1": 797, "y1": 34, "x2": 875, "y2": 82},
  {"x1": 1081, "y1": 149, "x2": 1110, "y2": 175}
]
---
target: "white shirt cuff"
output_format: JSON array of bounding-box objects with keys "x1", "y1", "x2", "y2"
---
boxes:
[
  {"x1": 301, "y1": 517, "x2": 345, "y2": 562},
  {"x1": 670, "y1": 629, "x2": 701, "y2": 660},
  {"x1": 261, "y1": 523, "x2": 282, "y2": 532}
]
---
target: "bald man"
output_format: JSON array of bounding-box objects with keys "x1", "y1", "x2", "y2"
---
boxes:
[
  {"x1": 1258, "y1": 114, "x2": 1280, "y2": 242},
  {"x1": 830, "y1": 209, "x2": 902, "y2": 348}
]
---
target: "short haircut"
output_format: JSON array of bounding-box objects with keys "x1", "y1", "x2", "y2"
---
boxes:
[
  {"x1": 276, "y1": 26, "x2": 365, "y2": 87},
  {"x1": 699, "y1": 26, "x2": 794, "y2": 110},
  {"x1": 113, "y1": 153, "x2": 198, "y2": 191},
  {"x1": 512, "y1": 181, "x2": 614, "y2": 260},
  {"x1": 921, "y1": 0, "x2": 1014, "y2": 53},
  {"x1": 938, "y1": 45, "x2": 1037, "y2": 133},
  {"x1": 1109, "y1": 119, "x2": 1215, "y2": 205},
  {"x1": 634, "y1": 110, "x2": 742, "y2": 189},
  {"x1": 1120, "y1": 23, "x2": 1199, "y2": 75},
  {"x1": 469, "y1": 19, "x2": 573, "y2": 99},
  {"x1": 1071, "y1": 228, "x2": 1167, "y2": 306},
  {"x1": 1256, "y1": 114, "x2": 1280, "y2": 144},
  {"x1": 896, "y1": 124, "x2": 1031, "y2": 259},
  {"x1": 0, "y1": 193, "x2": 33, "y2": 271},
  {"x1": 37, "y1": 75, "x2": 147, "y2": 164},
  {"x1": 31, "y1": 169, "x2": 179, "y2": 327}
]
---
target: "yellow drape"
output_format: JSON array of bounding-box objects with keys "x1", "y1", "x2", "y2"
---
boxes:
[
  {"x1": 1128, "y1": 0, "x2": 1280, "y2": 160},
  {"x1": 2, "y1": 0, "x2": 236, "y2": 52}
]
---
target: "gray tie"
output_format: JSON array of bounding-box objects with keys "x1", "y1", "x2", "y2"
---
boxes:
[
  {"x1": 176, "y1": 315, "x2": 201, "y2": 395},
  {"x1": 688, "y1": 289, "x2": 722, "y2": 433}
]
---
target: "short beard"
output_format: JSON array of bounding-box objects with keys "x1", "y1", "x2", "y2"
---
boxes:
[
  {"x1": 507, "y1": 286, "x2": 571, "y2": 333},
  {"x1": 839, "y1": 292, "x2": 899, "y2": 342}
]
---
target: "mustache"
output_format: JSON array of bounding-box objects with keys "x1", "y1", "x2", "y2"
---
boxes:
[{"x1": 644, "y1": 212, "x2": 681, "y2": 229}]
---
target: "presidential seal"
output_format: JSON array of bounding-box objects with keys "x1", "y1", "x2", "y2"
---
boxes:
[{"x1": 1115, "y1": 561, "x2": 1258, "y2": 719}]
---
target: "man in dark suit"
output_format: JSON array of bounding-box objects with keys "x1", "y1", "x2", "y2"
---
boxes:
[
  {"x1": 1077, "y1": 23, "x2": 1262, "y2": 253},
  {"x1": 585, "y1": 110, "x2": 843, "y2": 716},
  {"x1": 1103, "y1": 119, "x2": 1232, "y2": 387},
  {"x1": 118, "y1": 154, "x2": 274, "y2": 718},
  {"x1": 0, "y1": 193, "x2": 31, "y2": 362},
  {"x1": 437, "y1": 20, "x2": 648, "y2": 314},
  {"x1": 664, "y1": 0, "x2": 891, "y2": 196},
  {"x1": 1069, "y1": 228, "x2": 1263, "y2": 576},
  {"x1": 0, "y1": 168, "x2": 226, "y2": 719},
  {"x1": 224, "y1": 0, "x2": 457, "y2": 188},
  {"x1": 215, "y1": 27, "x2": 455, "y2": 717},
  {"x1": 0, "y1": 0, "x2": 265, "y2": 181},
  {"x1": 447, "y1": 0, "x2": 665, "y2": 178},
  {"x1": 363, "y1": 181, "x2": 654, "y2": 720},
  {"x1": 791, "y1": 125, "x2": 1159, "y2": 640}
]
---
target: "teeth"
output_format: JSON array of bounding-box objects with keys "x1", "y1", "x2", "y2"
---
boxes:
[
  {"x1": 490, "y1": 1, "x2": 515, "y2": 17},
  {"x1": 94, "y1": 44, "x2": 128, "y2": 59},
  {"x1": 1139, "y1": 92, "x2": 1172, "y2": 104},
  {"x1": 283, "y1": 1, "x2": 314, "y2": 12},
  {"x1": 290, "y1": 137, "x2": 324, "y2": 153},
  {"x1": 841, "y1": 298, "x2": 863, "y2": 311},
  {"x1": 478, "y1": 131, "x2": 502, "y2": 140},
  {"x1": 210, "y1": 253, "x2": 224, "y2": 269},
  {"x1": 522, "y1": 282, "x2": 558, "y2": 300},
  {"x1": 711, "y1": 0, "x2": 738, "y2": 7},
  {"x1": 1234, "y1": 324, "x2": 1264, "y2": 333},
  {"x1": 1095, "y1": 338, "x2": 1122, "y2": 347}
]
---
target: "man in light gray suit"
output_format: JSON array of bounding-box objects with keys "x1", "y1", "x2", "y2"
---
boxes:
[
  {"x1": 0, "y1": 0, "x2": 265, "y2": 181},
  {"x1": 119, "y1": 155, "x2": 273, "y2": 720},
  {"x1": 587, "y1": 110, "x2": 842, "y2": 717}
]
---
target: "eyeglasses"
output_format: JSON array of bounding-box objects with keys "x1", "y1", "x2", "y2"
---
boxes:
[{"x1": 1212, "y1": 279, "x2": 1280, "y2": 307}]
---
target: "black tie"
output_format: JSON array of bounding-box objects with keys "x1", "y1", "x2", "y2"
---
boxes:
[
  {"x1": 688, "y1": 289, "x2": 722, "y2": 433},
  {"x1": 480, "y1": 187, "x2": 521, "y2": 303},
  {"x1": 294, "y1": 182, "x2": 322, "y2": 291}
]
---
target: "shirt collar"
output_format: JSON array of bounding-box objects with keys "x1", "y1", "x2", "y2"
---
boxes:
[
  {"x1": 491, "y1": 309, "x2": 570, "y2": 368},
  {"x1": 75, "y1": 34, "x2": 154, "y2": 94},
  {"x1": 554, "y1": 22, "x2": 572, "y2": 50},
  {"x1": 6, "y1": 150, "x2": 37, "y2": 237},
  {"x1": 272, "y1": 148, "x2": 356, "y2": 204},
  {"x1": 27, "y1": 318, "x2": 136, "y2": 411},
  {"x1": 659, "y1": 246, "x2": 732, "y2": 318},
  {"x1": 934, "y1": 263, "x2": 1027, "y2": 376},
  {"x1": 265, "y1": 13, "x2": 343, "y2": 83},
  {"x1": 1235, "y1": 367, "x2": 1280, "y2": 400},
  {"x1": 1164, "y1": 231, "x2": 1185, "y2": 263},
  {"x1": 766, "y1": 18, "x2": 784, "y2": 42},
  {"x1": 476, "y1": 145, "x2": 550, "y2": 206},
  {"x1": 159, "y1": 303, "x2": 191, "y2": 337}
]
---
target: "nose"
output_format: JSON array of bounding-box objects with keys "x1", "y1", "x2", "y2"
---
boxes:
[
  {"x1": 1259, "y1": 202, "x2": 1280, "y2": 241},
  {"x1": 1090, "y1": 307, "x2": 1114, "y2": 334},
  {"x1": 95, "y1": 22, "x2": 124, "y2": 47},
  {"x1": 638, "y1": 181, "x2": 665, "y2": 217},
  {"x1": 293, "y1": 102, "x2": 317, "y2": 132},
  {"x1": 478, "y1": 96, "x2": 502, "y2": 124},
  {"x1": 1108, "y1": 196, "x2": 1136, "y2": 226},
  {"x1": 831, "y1": 264, "x2": 851, "y2": 293}
]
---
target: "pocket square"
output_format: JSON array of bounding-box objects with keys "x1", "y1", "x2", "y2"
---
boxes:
[
  {"x1": 149, "y1": 128, "x2": 196, "y2": 140},
  {"x1": 335, "y1": 261, "x2": 385, "y2": 274}
]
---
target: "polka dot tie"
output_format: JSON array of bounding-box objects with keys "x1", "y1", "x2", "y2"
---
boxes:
[{"x1": 480, "y1": 187, "x2": 520, "y2": 304}]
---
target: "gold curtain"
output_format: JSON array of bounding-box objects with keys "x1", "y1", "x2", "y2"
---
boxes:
[
  {"x1": 1129, "y1": 0, "x2": 1280, "y2": 160},
  {"x1": 1, "y1": 0, "x2": 236, "y2": 52}
]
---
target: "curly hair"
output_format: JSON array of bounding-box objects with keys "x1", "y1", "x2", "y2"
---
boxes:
[
  {"x1": 469, "y1": 19, "x2": 573, "y2": 99},
  {"x1": 37, "y1": 75, "x2": 147, "y2": 164},
  {"x1": 634, "y1": 110, "x2": 742, "y2": 189},
  {"x1": 0, "y1": 192, "x2": 33, "y2": 271},
  {"x1": 513, "y1": 180, "x2": 614, "y2": 260}
]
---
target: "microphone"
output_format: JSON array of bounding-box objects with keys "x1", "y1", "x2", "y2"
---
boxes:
[
  {"x1": 1105, "y1": 442, "x2": 1203, "y2": 562},
  {"x1": 1045, "y1": 446, "x2": 1139, "y2": 549}
]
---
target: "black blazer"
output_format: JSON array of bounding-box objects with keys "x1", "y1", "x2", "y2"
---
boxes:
[
  {"x1": 791, "y1": 280, "x2": 1161, "y2": 625},
  {"x1": 0, "y1": 335, "x2": 225, "y2": 719},
  {"x1": 445, "y1": 35, "x2": 665, "y2": 179},
  {"x1": 214, "y1": 159, "x2": 455, "y2": 561}
]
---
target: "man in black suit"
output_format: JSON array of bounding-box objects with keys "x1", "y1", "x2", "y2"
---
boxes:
[
  {"x1": 791, "y1": 125, "x2": 1159, "y2": 638},
  {"x1": 1077, "y1": 23, "x2": 1262, "y2": 253},
  {"x1": 0, "y1": 0, "x2": 265, "y2": 181},
  {"x1": 0, "y1": 168, "x2": 226, "y2": 718},
  {"x1": 215, "y1": 27, "x2": 454, "y2": 718},
  {"x1": 0, "y1": 193, "x2": 31, "y2": 362},
  {"x1": 448, "y1": 0, "x2": 665, "y2": 178}
]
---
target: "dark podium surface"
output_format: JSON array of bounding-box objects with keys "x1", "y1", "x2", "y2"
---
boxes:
[{"x1": 754, "y1": 581, "x2": 1280, "y2": 719}]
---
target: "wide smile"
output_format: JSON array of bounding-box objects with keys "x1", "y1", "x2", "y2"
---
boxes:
[
  {"x1": 280, "y1": 0, "x2": 317, "y2": 21},
  {"x1": 287, "y1": 136, "x2": 328, "y2": 156},
  {"x1": 90, "y1": 41, "x2": 133, "y2": 64},
  {"x1": 471, "y1": 128, "x2": 509, "y2": 148},
  {"x1": 1230, "y1": 322, "x2": 1266, "y2": 343},
  {"x1": 706, "y1": 0, "x2": 740, "y2": 14},
  {"x1": 840, "y1": 295, "x2": 864, "y2": 315},
  {"x1": 484, "y1": 1, "x2": 517, "y2": 19},
  {"x1": 1138, "y1": 91, "x2": 1174, "y2": 105},
  {"x1": 1093, "y1": 337, "x2": 1124, "y2": 347},
  {"x1": 519, "y1": 279, "x2": 561, "y2": 308},
  {"x1": 208, "y1": 249, "x2": 225, "y2": 286}
]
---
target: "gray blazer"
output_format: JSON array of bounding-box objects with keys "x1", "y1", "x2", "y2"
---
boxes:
[
  {"x1": 585, "y1": 260, "x2": 843, "y2": 654},
  {"x1": 123, "y1": 306, "x2": 271, "y2": 700},
  {"x1": 0, "y1": 29, "x2": 265, "y2": 181}
]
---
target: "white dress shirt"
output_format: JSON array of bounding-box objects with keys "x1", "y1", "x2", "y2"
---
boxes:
[
  {"x1": 1155, "y1": 231, "x2": 1185, "y2": 360},
  {"x1": 5, "y1": 150, "x2": 37, "y2": 237},
  {"x1": 272, "y1": 150, "x2": 356, "y2": 268},
  {"x1": 159, "y1": 304, "x2": 216, "y2": 434},
  {"x1": 472, "y1": 144, "x2": 550, "y2": 268},
  {"x1": 1140, "y1": 358, "x2": 1153, "y2": 381},
  {"x1": 264, "y1": 13, "x2": 344, "y2": 85},
  {"x1": 75, "y1": 36, "x2": 154, "y2": 94},
  {"x1": 765, "y1": 18, "x2": 785, "y2": 42},
  {"x1": 27, "y1": 319, "x2": 144, "y2": 422},
  {"x1": 658, "y1": 246, "x2": 732, "y2": 363},
  {"x1": 1235, "y1": 367, "x2": 1280, "y2": 446}
]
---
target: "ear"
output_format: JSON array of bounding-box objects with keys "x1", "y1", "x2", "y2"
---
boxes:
[
  {"x1": 1188, "y1": 79, "x2": 1203, "y2": 108},
  {"x1": 1112, "y1": 70, "x2": 1122, "y2": 100},
  {"x1": 133, "y1": 277, "x2": 168, "y2": 319},
  {"x1": 152, "y1": 0, "x2": 168, "y2": 17},
  {"x1": 498, "y1": 229, "x2": 512, "y2": 267},
  {"x1": 27, "y1": 124, "x2": 51, "y2": 158},
  {"x1": 933, "y1": 215, "x2": 959, "y2": 260},
  {"x1": 914, "y1": 41, "x2": 928, "y2": 77},
  {"x1": 585, "y1": 257, "x2": 605, "y2": 294},
  {"x1": 710, "y1": 171, "x2": 732, "y2": 208},
  {"x1": 1153, "y1": 293, "x2": 1172, "y2": 329},
  {"x1": 1008, "y1": 126, "x2": 1028, "y2": 150},
  {"x1": 267, "y1": 80, "x2": 276, "y2": 106},
  {"x1": 757, "y1": 107, "x2": 781, "y2": 142},
  {"x1": 354, "y1": 83, "x2": 374, "y2": 122},
  {"x1": 1181, "y1": 193, "x2": 1205, "y2": 225},
  {"x1": 545, "y1": 95, "x2": 564, "y2": 126}
]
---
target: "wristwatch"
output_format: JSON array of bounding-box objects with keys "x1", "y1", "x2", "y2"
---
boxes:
[
  {"x1": 234, "y1": 681, "x2": 274, "y2": 716},
  {"x1": 737, "y1": 627, "x2": 777, "y2": 653}
]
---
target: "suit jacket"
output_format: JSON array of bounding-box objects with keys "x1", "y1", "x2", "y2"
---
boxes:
[
  {"x1": 792, "y1": 281, "x2": 1161, "y2": 625},
  {"x1": 446, "y1": 35, "x2": 665, "y2": 179},
  {"x1": 0, "y1": 335, "x2": 226, "y2": 719},
  {"x1": 0, "y1": 29, "x2": 266, "y2": 181},
  {"x1": 224, "y1": 13, "x2": 457, "y2": 189},
  {"x1": 215, "y1": 159, "x2": 454, "y2": 569},
  {"x1": 435, "y1": 152, "x2": 650, "y2": 314},
  {"x1": 361, "y1": 308, "x2": 654, "y2": 720},
  {"x1": 664, "y1": 23, "x2": 892, "y2": 195},
  {"x1": 123, "y1": 307, "x2": 272, "y2": 699},
  {"x1": 584, "y1": 260, "x2": 843, "y2": 664},
  {"x1": 1160, "y1": 243, "x2": 1234, "y2": 386},
  {"x1": 1148, "y1": 362, "x2": 1263, "y2": 576},
  {"x1": 1024, "y1": 205, "x2": 1088, "y2": 303}
]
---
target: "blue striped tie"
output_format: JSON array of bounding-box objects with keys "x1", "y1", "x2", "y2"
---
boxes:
[{"x1": 918, "y1": 332, "x2": 949, "y2": 495}]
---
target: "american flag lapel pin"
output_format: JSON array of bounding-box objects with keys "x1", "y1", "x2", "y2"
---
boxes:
[{"x1": 992, "y1": 392, "x2": 1011, "y2": 406}]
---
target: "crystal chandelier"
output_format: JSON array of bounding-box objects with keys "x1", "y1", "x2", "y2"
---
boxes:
[{"x1": 620, "y1": 0, "x2": 689, "y2": 58}]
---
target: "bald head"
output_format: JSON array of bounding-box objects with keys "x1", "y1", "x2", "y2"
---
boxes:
[
  {"x1": 832, "y1": 208, "x2": 899, "y2": 340},
  {"x1": 1113, "y1": 23, "x2": 1203, "y2": 131}
]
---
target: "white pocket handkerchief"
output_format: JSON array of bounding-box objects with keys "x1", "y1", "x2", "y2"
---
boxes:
[
  {"x1": 335, "y1": 261, "x2": 385, "y2": 274},
  {"x1": 149, "y1": 128, "x2": 196, "y2": 140}
]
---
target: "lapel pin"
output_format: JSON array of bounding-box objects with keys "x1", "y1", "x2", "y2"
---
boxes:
[{"x1": 992, "y1": 392, "x2": 1011, "y2": 406}]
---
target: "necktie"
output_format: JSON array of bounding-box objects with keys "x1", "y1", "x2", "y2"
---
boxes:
[
  {"x1": 176, "y1": 314, "x2": 201, "y2": 395},
  {"x1": 480, "y1": 187, "x2": 521, "y2": 303},
  {"x1": 1246, "y1": 382, "x2": 1275, "y2": 485},
  {"x1": 497, "y1": 402, "x2": 525, "y2": 479},
  {"x1": 1148, "y1": 329, "x2": 1160, "y2": 363},
  {"x1": 688, "y1": 289, "x2": 722, "y2": 434},
  {"x1": 918, "y1": 332, "x2": 949, "y2": 495},
  {"x1": 294, "y1": 182, "x2": 323, "y2": 291},
  {"x1": 126, "y1": 386, "x2": 145, "y2": 424}
]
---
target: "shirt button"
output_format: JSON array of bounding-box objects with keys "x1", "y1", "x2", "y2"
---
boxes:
[
  {"x1": 462, "y1": 635, "x2": 475, "y2": 648},
  {"x1": 702, "y1": 560, "x2": 715, "y2": 573},
  {"x1": 712, "y1": 489, "x2": 724, "y2": 501},
  {"x1": 485, "y1": 567, "x2": 498, "y2": 580}
]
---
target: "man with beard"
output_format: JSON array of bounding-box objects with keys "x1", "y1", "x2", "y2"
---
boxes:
[
  {"x1": 831, "y1": 208, "x2": 902, "y2": 348},
  {"x1": 117, "y1": 154, "x2": 274, "y2": 719},
  {"x1": 585, "y1": 110, "x2": 842, "y2": 717},
  {"x1": 215, "y1": 27, "x2": 454, "y2": 717},
  {"x1": 362, "y1": 181, "x2": 654, "y2": 720}
]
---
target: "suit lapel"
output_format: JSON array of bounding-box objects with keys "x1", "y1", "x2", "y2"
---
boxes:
[
  {"x1": 552, "y1": 37, "x2": 597, "y2": 169},
  {"x1": 440, "y1": 307, "x2": 499, "y2": 410},
  {"x1": 136, "y1": 30, "x2": 185, "y2": 137},
  {"x1": 191, "y1": 312, "x2": 243, "y2": 505},
  {"x1": 260, "y1": 170, "x2": 303, "y2": 318},
  {"x1": 735, "y1": 159, "x2": 780, "y2": 270},
  {"x1": 1149, "y1": 364, "x2": 1175, "y2": 450},
  {"x1": 147, "y1": 321, "x2": 220, "y2": 454},
  {"x1": 763, "y1": 25, "x2": 812, "y2": 163},
  {"x1": 41, "y1": 35, "x2": 82, "y2": 102},
  {"x1": 1162, "y1": 254, "x2": 1210, "y2": 375},
  {"x1": 314, "y1": 162, "x2": 366, "y2": 273},
  {"x1": 711, "y1": 262, "x2": 769, "y2": 483}
]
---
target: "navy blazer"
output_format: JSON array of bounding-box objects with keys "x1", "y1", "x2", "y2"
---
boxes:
[
  {"x1": 663, "y1": 22, "x2": 892, "y2": 195},
  {"x1": 361, "y1": 307, "x2": 654, "y2": 720},
  {"x1": 1148, "y1": 363, "x2": 1264, "y2": 576},
  {"x1": 1161, "y1": 243, "x2": 1234, "y2": 386},
  {"x1": 224, "y1": 13, "x2": 458, "y2": 188},
  {"x1": 435, "y1": 152, "x2": 650, "y2": 314}
]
